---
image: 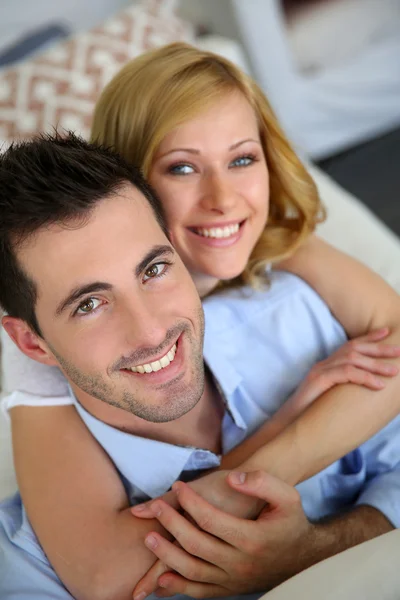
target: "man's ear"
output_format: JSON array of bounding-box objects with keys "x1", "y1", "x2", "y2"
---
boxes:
[{"x1": 2, "y1": 315, "x2": 58, "y2": 367}]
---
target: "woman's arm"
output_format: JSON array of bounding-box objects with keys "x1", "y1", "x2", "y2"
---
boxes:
[
  {"x1": 10, "y1": 405, "x2": 169, "y2": 600},
  {"x1": 244, "y1": 235, "x2": 400, "y2": 483}
]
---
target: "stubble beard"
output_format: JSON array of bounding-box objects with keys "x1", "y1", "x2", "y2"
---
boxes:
[{"x1": 48, "y1": 309, "x2": 206, "y2": 423}]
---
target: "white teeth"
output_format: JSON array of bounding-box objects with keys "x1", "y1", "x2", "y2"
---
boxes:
[
  {"x1": 129, "y1": 343, "x2": 177, "y2": 374},
  {"x1": 160, "y1": 355, "x2": 170, "y2": 368},
  {"x1": 196, "y1": 223, "x2": 240, "y2": 239}
]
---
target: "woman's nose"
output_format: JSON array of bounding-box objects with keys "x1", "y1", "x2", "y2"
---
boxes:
[{"x1": 200, "y1": 172, "x2": 237, "y2": 213}]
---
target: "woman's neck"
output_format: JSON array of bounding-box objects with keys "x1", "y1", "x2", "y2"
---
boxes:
[{"x1": 193, "y1": 272, "x2": 220, "y2": 298}]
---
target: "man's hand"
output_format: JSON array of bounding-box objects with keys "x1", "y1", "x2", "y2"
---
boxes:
[
  {"x1": 131, "y1": 469, "x2": 265, "y2": 598},
  {"x1": 132, "y1": 470, "x2": 315, "y2": 599},
  {"x1": 132, "y1": 469, "x2": 264, "y2": 521}
]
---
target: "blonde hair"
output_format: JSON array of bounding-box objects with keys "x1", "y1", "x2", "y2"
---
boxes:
[{"x1": 91, "y1": 42, "x2": 324, "y2": 291}]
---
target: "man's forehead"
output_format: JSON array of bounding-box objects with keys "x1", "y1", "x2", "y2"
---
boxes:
[{"x1": 17, "y1": 187, "x2": 168, "y2": 295}]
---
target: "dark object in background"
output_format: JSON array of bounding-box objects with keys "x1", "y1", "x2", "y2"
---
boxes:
[
  {"x1": 317, "y1": 126, "x2": 400, "y2": 237},
  {"x1": 0, "y1": 24, "x2": 69, "y2": 68}
]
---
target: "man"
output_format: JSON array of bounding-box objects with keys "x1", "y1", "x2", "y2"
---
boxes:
[{"x1": 0, "y1": 133, "x2": 398, "y2": 600}]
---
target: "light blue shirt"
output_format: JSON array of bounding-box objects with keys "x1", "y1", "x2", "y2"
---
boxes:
[{"x1": 1, "y1": 272, "x2": 400, "y2": 599}]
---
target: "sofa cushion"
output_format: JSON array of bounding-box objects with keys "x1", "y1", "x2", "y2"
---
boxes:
[{"x1": 0, "y1": 0, "x2": 194, "y2": 142}]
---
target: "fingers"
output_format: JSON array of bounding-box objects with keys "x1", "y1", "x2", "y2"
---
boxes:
[
  {"x1": 227, "y1": 470, "x2": 300, "y2": 517},
  {"x1": 156, "y1": 573, "x2": 228, "y2": 599},
  {"x1": 143, "y1": 532, "x2": 222, "y2": 584},
  {"x1": 139, "y1": 498, "x2": 228, "y2": 565},
  {"x1": 357, "y1": 327, "x2": 390, "y2": 342},
  {"x1": 339, "y1": 354, "x2": 398, "y2": 377},
  {"x1": 317, "y1": 364, "x2": 388, "y2": 391},
  {"x1": 132, "y1": 490, "x2": 180, "y2": 519},
  {"x1": 133, "y1": 560, "x2": 169, "y2": 600},
  {"x1": 350, "y1": 342, "x2": 400, "y2": 359},
  {"x1": 170, "y1": 481, "x2": 257, "y2": 548}
]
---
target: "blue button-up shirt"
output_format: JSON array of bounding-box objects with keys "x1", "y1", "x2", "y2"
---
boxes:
[{"x1": 1, "y1": 272, "x2": 400, "y2": 599}]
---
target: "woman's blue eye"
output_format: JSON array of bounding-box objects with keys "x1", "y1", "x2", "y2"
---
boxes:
[
  {"x1": 169, "y1": 164, "x2": 194, "y2": 175},
  {"x1": 230, "y1": 155, "x2": 255, "y2": 168}
]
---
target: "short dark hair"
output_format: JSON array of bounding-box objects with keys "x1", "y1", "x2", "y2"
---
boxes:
[{"x1": 0, "y1": 131, "x2": 168, "y2": 335}]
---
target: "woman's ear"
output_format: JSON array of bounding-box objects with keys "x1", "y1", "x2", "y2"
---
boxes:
[{"x1": 2, "y1": 316, "x2": 58, "y2": 366}]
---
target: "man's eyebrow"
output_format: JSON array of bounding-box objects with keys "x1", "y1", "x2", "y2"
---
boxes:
[
  {"x1": 135, "y1": 244, "x2": 174, "y2": 277},
  {"x1": 56, "y1": 282, "x2": 113, "y2": 316},
  {"x1": 55, "y1": 245, "x2": 174, "y2": 317}
]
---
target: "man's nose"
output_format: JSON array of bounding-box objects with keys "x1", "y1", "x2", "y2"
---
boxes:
[
  {"x1": 120, "y1": 296, "x2": 169, "y2": 352},
  {"x1": 200, "y1": 171, "x2": 237, "y2": 214}
]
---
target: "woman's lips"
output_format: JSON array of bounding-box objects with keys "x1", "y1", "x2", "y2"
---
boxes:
[{"x1": 187, "y1": 220, "x2": 246, "y2": 247}]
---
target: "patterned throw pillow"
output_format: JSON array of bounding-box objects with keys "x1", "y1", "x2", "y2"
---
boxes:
[{"x1": 0, "y1": 0, "x2": 194, "y2": 143}]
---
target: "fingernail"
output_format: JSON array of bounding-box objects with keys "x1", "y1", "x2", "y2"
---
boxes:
[
  {"x1": 134, "y1": 592, "x2": 147, "y2": 600},
  {"x1": 230, "y1": 471, "x2": 246, "y2": 484},
  {"x1": 132, "y1": 504, "x2": 146, "y2": 512},
  {"x1": 171, "y1": 482, "x2": 182, "y2": 495},
  {"x1": 145, "y1": 534, "x2": 158, "y2": 549},
  {"x1": 157, "y1": 581, "x2": 168, "y2": 589},
  {"x1": 150, "y1": 502, "x2": 162, "y2": 517}
]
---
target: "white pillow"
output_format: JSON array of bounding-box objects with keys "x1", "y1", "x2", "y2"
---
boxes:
[
  {"x1": 262, "y1": 527, "x2": 400, "y2": 599},
  {"x1": 310, "y1": 164, "x2": 400, "y2": 293}
]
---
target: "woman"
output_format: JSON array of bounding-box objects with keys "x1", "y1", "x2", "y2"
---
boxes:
[{"x1": 3, "y1": 43, "x2": 400, "y2": 599}]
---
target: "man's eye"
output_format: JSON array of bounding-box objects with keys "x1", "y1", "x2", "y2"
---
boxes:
[
  {"x1": 168, "y1": 163, "x2": 194, "y2": 175},
  {"x1": 230, "y1": 155, "x2": 256, "y2": 168},
  {"x1": 76, "y1": 298, "x2": 101, "y2": 315},
  {"x1": 143, "y1": 262, "x2": 169, "y2": 281}
]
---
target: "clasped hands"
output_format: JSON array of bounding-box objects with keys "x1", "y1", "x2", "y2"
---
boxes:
[{"x1": 131, "y1": 469, "x2": 313, "y2": 599}]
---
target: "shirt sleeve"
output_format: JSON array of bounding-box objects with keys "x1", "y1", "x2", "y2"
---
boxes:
[
  {"x1": 355, "y1": 415, "x2": 400, "y2": 528},
  {"x1": 1, "y1": 326, "x2": 69, "y2": 397},
  {"x1": 0, "y1": 498, "x2": 74, "y2": 599}
]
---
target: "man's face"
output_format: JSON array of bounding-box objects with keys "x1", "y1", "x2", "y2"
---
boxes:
[{"x1": 16, "y1": 186, "x2": 205, "y2": 423}]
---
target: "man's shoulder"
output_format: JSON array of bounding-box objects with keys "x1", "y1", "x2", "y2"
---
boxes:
[{"x1": 202, "y1": 270, "x2": 337, "y2": 332}]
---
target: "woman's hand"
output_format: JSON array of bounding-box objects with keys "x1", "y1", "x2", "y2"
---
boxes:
[{"x1": 282, "y1": 327, "x2": 400, "y2": 421}]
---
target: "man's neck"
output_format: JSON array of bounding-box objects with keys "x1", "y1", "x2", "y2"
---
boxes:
[{"x1": 72, "y1": 368, "x2": 224, "y2": 453}]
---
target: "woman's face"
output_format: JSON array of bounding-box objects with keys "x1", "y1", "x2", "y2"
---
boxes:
[{"x1": 149, "y1": 91, "x2": 269, "y2": 296}]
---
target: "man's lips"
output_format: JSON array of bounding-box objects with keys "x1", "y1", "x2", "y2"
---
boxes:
[{"x1": 120, "y1": 335, "x2": 185, "y2": 384}]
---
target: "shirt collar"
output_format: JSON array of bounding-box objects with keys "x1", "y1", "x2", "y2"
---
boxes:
[{"x1": 68, "y1": 387, "x2": 221, "y2": 499}]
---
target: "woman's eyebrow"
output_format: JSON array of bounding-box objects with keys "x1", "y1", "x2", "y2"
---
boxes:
[
  {"x1": 229, "y1": 138, "x2": 261, "y2": 150},
  {"x1": 157, "y1": 138, "x2": 261, "y2": 159}
]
